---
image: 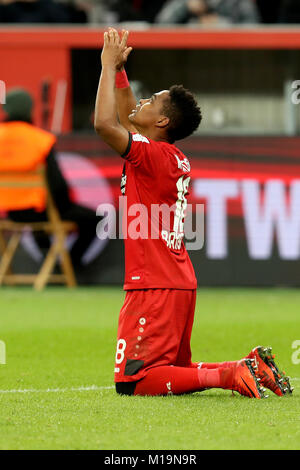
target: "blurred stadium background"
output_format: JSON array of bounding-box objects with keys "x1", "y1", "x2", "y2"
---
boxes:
[{"x1": 2, "y1": 0, "x2": 300, "y2": 287}]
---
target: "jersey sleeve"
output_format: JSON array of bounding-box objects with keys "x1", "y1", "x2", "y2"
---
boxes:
[{"x1": 121, "y1": 132, "x2": 160, "y2": 173}]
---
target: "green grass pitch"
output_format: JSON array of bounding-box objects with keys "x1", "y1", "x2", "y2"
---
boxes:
[{"x1": 0, "y1": 287, "x2": 299, "y2": 450}]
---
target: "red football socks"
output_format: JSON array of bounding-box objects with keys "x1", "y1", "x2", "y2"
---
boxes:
[
  {"x1": 134, "y1": 366, "x2": 201, "y2": 396},
  {"x1": 133, "y1": 365, "x2": 234, "y2": 396},
  {"x1": 196, "y1": 361, "x2": 237, "y2": 369}
]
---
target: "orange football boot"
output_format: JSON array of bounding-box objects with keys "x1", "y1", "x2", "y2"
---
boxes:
[
  {"x1": 222, "y1": 359, "x2": 267, "y2": 399},
  {"x1": 247, "y1": 346, "x2": 293, "y2": 396}
]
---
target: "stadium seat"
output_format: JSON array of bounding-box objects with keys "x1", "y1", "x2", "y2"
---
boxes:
[{"x1": 0, "y1": 167, "x2": 77, "y2": 290}]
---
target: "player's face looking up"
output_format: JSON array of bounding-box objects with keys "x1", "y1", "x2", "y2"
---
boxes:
[{"x1": 128, "y1": 90, "x2": 170, "y2": 132}]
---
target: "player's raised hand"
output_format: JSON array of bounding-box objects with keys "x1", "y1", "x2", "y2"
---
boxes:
[
  {"x1": 101, "y1": 28, "x2": 132, "y2": 70},
  {"x1": 117, "y1": 30, "x2": 132, "y2": 70}
]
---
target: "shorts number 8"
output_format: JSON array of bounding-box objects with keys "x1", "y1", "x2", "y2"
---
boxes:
[{"x1": 115, "y1": 339, "x2": 126, "y2": 365}]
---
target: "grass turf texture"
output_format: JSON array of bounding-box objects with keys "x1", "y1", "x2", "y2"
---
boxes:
[{"x1": 0, "y1": 287, "x2": 299, "y2": 450}]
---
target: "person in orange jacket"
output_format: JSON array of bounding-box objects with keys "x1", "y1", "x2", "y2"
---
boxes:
[{"x1": 0, "y1": 88, "x2": 101, "y2": 267}]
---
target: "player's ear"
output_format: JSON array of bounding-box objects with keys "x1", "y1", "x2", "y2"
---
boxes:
[{"x1": 156, "y1": 116, "x2": 169, "y2": 129}]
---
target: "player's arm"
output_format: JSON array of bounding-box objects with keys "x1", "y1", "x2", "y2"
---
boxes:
[
  {"x1": 111, "y1": 28, "x2": 137, "y2": 133},
  {"x1": 94, "y1": 29, "x2": 132, "y2": 155},
  {"x1": 115, "y1": 70, "x2": 137, "y2": 133}
]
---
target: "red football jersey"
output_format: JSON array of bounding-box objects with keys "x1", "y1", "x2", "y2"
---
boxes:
[{"x1": 120, "y1": 132, "x2": 197, "y2": 290}]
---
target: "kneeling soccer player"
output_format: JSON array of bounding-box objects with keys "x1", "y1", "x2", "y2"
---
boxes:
[{"x1": 94, "y1": 28, "x2": 293, "y2": 399}]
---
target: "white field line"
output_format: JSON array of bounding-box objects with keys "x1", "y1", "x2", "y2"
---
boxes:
[
  {"x1": 0, "y1": 379, "x2": 299, "y2": 395},
  {"x1": 0, "y1": 385, "x2": 114, "y2": 394}
]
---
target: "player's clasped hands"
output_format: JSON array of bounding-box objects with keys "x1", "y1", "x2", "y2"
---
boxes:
[{"x1": 101, "y1": 27, "x2": 132, "y2": 70}]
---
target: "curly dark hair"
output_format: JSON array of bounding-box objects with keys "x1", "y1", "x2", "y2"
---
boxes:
[{"x1": 162, "y1": 85, "x2": 202, "y2": 143}]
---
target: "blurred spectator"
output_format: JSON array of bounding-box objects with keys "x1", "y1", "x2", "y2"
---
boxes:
[
  {"x1": 81, "y1": 0, "x2": 117, "y2": 23},
  {"x1": 256, "y1": 0, "x2": 281, "y2": 23},
  {"x1": 112, "y1": 0, "x2": 168, "y2": 24},
  {"x1": 0, "y1": 88, "x2": 101, "y2": 267},
  {"x1": 0, "y1": 0, "x2": 87, "y2": 23},
  {"x1": 278, "y1": 0, "x2": 300, "y2": 23},
  {"x1": 155, "y1": 0, "x2": 260, "y2": 25}
]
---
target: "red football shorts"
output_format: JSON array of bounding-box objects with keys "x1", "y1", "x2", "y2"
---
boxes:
[{"x1": 114, "y1": 288, "x2": 197, "y2": 383}]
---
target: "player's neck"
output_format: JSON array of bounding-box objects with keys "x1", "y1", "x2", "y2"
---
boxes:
[{"x1": 135, "y1": 125, "x2": 170, "y2": 143}]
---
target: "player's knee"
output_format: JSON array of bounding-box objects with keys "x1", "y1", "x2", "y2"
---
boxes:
[{"x1": 115, "y1": 382, "x2": 137, "y2": 396}]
